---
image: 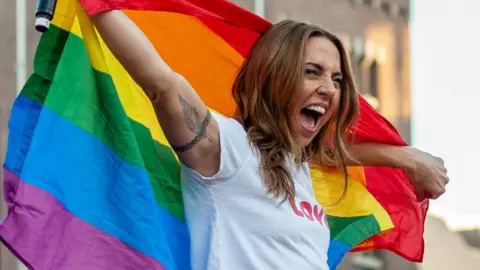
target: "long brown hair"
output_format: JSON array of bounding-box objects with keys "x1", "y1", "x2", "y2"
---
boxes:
[{"x1": 232, "y1": 20, "x2": 359, "y2": 202}]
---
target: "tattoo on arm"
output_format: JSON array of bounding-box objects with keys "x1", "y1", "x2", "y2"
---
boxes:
[{"x1": 171, "y1": 94, "x2": 212, "y2": 152}]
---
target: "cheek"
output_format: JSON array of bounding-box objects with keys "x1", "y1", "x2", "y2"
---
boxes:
[
  {"x1": 330, "y1": 92, "x2": 341, "y2": 110},
  {"x1": 301, "y1": 79, "x2": 319, "y2": 96},
  {"x1": 293, "y1": 82, "x2": 314, "y2": 111},
  {"x1": 325, "y1": 92, "x2": 341, "y2": 118},
  {"x1": 319, "y1": 92, "x2": 340, "y2": 125}
]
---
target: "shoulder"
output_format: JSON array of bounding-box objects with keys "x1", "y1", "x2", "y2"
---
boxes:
[
  {"x1": 211, "y1": 112, "x2": 245, "y2": 134},
  {"x1": 182, "y1": 111, "x2": 252, "y2": 182},
  {"x1": 211, "y1": 112, "x2": 251, "y2": 152}
]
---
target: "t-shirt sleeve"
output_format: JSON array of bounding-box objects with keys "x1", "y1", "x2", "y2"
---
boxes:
[{"x1": 180, "y1": 111, "x2": 252, "y2": 183}]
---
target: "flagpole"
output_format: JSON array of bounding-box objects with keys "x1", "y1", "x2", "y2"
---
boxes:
[
  {"x1": 253, "y1": 0, "x2": 265, "y2": 18},
  {"x1": 16, "y1": 0, "x2": 27, "y2": 96},
  {"x1": 14, "y1": 2, "x2": 29, "y2": 270}
]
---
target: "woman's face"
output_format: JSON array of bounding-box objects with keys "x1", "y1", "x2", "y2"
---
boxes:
[{"x1": 292, "y1": 36, "x2": 342, "y2": 147}]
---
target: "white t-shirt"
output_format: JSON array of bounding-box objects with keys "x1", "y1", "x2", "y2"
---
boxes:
[{"x1": 181, "y1": 112, "x2": 330, "y2": 270}]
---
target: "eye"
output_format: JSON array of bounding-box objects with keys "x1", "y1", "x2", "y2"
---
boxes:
[
  {"x1": 332, "y1": 76, "x2": 343, "y2": 88},
  {"x1": 304, "y1": 67, "x2": 319, "y2": 76}
]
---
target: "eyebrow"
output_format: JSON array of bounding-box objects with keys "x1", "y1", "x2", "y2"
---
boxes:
[{"x1": 306, "y1": 62, "x2": 343, "y2": 77}]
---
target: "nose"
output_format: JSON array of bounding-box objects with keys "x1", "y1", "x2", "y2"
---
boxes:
[{"x1": 315, "y1": 77, "x2": 336, "y2": 97}]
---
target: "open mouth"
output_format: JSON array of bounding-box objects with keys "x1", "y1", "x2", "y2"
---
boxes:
[{"x1": 299, "y1": 105, "x2": 325, "y2": 130}]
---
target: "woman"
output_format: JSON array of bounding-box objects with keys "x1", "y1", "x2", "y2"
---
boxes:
[{"x1": 89, "y1": 10, "x2": 448, "y2": 270}]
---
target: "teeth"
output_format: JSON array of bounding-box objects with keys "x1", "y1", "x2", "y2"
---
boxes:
[{"x1": 305, "y1": 105, "x2": 325, "y2": 114}]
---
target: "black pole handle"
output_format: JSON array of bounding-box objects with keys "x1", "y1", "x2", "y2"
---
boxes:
[{"x1": 35, "y1": 0, "x2": 58, "y2": 32}]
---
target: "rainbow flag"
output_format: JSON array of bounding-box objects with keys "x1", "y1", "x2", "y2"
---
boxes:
[{"x1": 0, "y1": 0, "x2": 428, "y2": 269}]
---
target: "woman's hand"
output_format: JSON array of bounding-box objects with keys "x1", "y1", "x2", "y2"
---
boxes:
[{"x1": 403, "y1": 147, "x2": 449, "y2": 201}]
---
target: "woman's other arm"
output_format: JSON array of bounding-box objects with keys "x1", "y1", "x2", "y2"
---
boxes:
[{"x1": 312, "y1": 143, "x2": 449, "y2": 201}]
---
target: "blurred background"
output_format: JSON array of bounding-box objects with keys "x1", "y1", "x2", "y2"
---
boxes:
[{"x1": 0, "y1": 0, "x2": 479, "y2": 269}]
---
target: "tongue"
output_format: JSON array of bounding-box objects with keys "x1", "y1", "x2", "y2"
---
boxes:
[{"x1": 299, "y1": 111, "x2": 315, "y2": 129}]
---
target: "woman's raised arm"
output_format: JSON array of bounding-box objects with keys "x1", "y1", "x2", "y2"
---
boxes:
[{"x1": 90, "y1": 10, "x2": 220, "y2": 177}]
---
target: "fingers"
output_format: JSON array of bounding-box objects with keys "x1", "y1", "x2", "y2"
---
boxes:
[
  {"x1": 435, "y1": 156, "x2": 445, "y2": 165},
  {"x1": 428, "y1": 188, "x2": 445, "y2": 200},
  {"x1": 408, "y1": 152, "x2": 449, "y2": 201},
  {"x1": 443, "y1": 174, "x2": 450, "y2": 185},
  {"x1": 434, "y1": 156, "x2": 448, "y2": 174},
  {"x1": 417, "y1": 172, "x2": 447, "y2": 201},
  {"x1": 428, "y1": 179, "x2": 447, "y2": 200},
  {"x1": 435, "y1": 157, "x2": 449, "y2": 184},
  {"x1": 438, "y1": 166, "x2": 449, "y2": 185},
  {"x1": 414, "y1": 184, "x2": 426, "y2": 202}
]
